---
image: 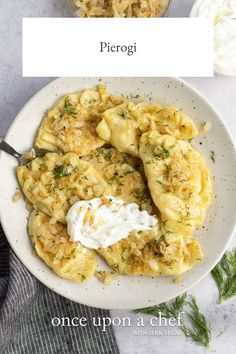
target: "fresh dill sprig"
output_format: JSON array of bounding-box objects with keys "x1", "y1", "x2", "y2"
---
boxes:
[
  {"x1": 133, "y1": 294, "x2": 211, "y2": 347},
  {"x1": 133, "y1": 294, "x2": 187, "y2": 318},
  {"x1": 211, "y1": 248, "x2": 236, "y2": 303},
  {"x1": 181, "y1": 296, "x2": 211, "y2": 347}
]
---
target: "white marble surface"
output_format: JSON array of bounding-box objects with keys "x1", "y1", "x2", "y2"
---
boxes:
[{"x1": 0, "y1": 1, "x2": 236, "y2": 353}]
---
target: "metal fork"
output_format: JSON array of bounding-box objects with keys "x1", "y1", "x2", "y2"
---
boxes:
[{"x1": 0, "y1": 137, "x2": 51, "y2": 165}]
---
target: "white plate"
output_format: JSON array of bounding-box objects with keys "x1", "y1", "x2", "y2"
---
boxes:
[{"x1": 0, "y1": 77, "x2": 236, "y2": 310}]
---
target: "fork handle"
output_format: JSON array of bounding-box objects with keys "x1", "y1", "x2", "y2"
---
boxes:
[{"x1": 0, "y1": 137, "x2": 22, "y2": 159}]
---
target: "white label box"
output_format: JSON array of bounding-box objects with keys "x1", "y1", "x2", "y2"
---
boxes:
[{"x1": 22, "y1": 18, "x2": 214, "y2": 77}]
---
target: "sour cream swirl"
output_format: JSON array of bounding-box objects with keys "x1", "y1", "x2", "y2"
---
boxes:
[
  {"x1": 190, "y1": 0, "x2": 236, "y2": 76},
  {"x1": 66, "y1": 196, "x2": 157, "y2": 249}
]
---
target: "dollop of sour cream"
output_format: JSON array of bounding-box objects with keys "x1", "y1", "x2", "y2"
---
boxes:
[
  {"x1": 66, "y1": 196, "x2": 157, "y2": 249},
  {"x1": 190, "y1": 0, "x2": 236, "y2": 76}
]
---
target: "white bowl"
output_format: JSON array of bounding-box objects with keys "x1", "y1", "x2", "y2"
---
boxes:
[
  {"x1": 190, "y1": 0, "x2": 236, "y2": 77},
  {"x1": 0, "y1": 77, "x2": 236, "y2": 309}
]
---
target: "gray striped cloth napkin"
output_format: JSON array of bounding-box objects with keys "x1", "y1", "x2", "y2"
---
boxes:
[{"x1": 0, "y1": 226, "x2": 119, "y2": 354}]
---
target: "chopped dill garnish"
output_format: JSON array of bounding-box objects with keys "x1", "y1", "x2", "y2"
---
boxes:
[
  {"x1": 54, "y1": 165, "x2": 72, "y2": 178},
  {"x1": 161, "y1": 220, "x2": 173, "y2": 235},
  {"x1": 181, "y1": 150, "x2": 188, "y2": 160},
  {"x1": 108, "y1": 174, "x2": 123, "y2": 185},
  {"x1": 145, "y1": 160, "x2": 153, "y2": 165},
  {"x1": 98, "y1": 149, "x2": 113, "y2": 160},
  {"x1": 40, "y1": 162, "x2": 48, "y2": 170},
  {"x1": 112, "y1": 264, "x2": 120, "y2": 272},
  {"x1": 211, "y1": 248, "x2": 236, "y2": 303},
  {"x1": 156, "y1": 234, "x2": 165, "y2": 244},
  {"x1": 117, "y1": 110, "x2": 130, "y2": 119},
  {"x1": 210, "y1": 151, "x2": 215, "y2": 163},
  {"x1": 46, "y1": 183, "x2": 57, "y2": 193},
  {"x1": 131, "y1": 188, "x2": 149, "y2": 202},
  {"x1": 153, "y1": 146, "x2": 170, "y2": 159},
  {"x1": 122, "y1": 169, "x2": 133, "y2": 176},
  {"x1": 157, "y1": 220, "x2": 173, "y2": 243},
  {"x1": 129, "y1": 93, "x2": 140, "y2": 99},
  {"x1": 174, "y1": 110, "x2": 180, "y2": 117},
  {"x1": 60, "y1": 256, "x2": 70, "y2": 261},
  {"x1": 108, "y1": 169, "x2": 132, "y2": 185},
  {"x1": 64, "y1": 98, "x2": 78, "y2": 117}
]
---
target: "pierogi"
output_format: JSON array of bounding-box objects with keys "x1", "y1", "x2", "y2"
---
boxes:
[
  {"x1": 139, "y1": 131, "x2": 212, "y2": 236},
  {"x1": 17, "y1": 152, "x2": 109, "y2": 223},
  {"x1": 35, "y1": 84, "x2": 124, "y2": 156},
  {"x1": 29, "y1": 209, "x2": 97, "y2": 281},
  {"x1": 16, "y1": 84, "x2": 212, "y2": 283},
  {"x1": 96, "y1": 101, "x2": 198, "y2": 157}
]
